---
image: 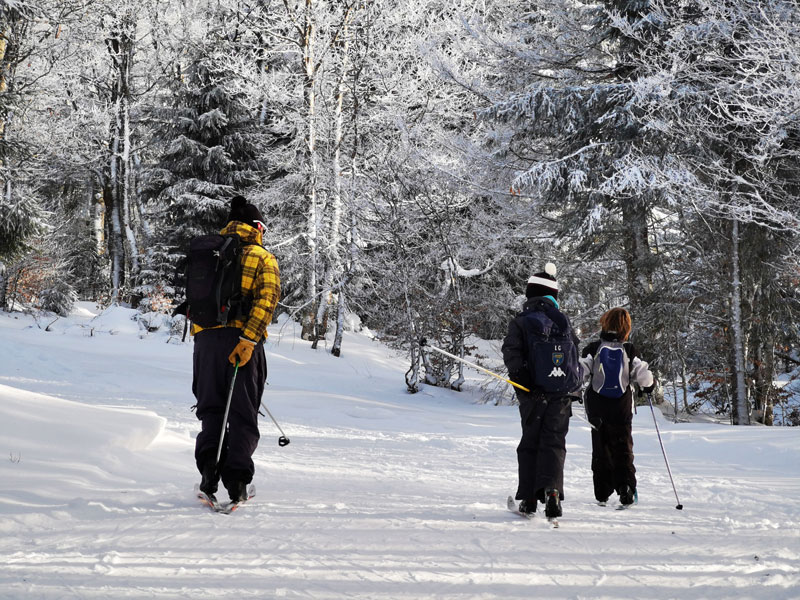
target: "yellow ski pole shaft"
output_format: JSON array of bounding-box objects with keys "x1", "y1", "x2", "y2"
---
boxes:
[{"x1": 420, "y1": 339, "x2": 530, "y2": 393}]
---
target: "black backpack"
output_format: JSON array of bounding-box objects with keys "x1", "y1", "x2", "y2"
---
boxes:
[
  {"x1": 173, "y1": 234, "x2": 251, "y2": 329},
  {"x1": 522, "y1": 309, "x2": 581, "y2": 395}
]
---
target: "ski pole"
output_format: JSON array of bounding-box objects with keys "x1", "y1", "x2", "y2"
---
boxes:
[
  {"x1": 419, "y1": 338, "x2": 531, "y2": 392},
  {"x1": 645, "y1": 391, "x2": 684, "y2": 510},
  {"x1": 260, "y1": 400, "x2": 291, "y2": 447},
  {"x1": 570, "y1": 399, "x2": 599, "y2": 432},
  {"x1": 420, "y1": 338, "x2": 598, "y2": 430},
  {"x1": 216, "y1": 360, "x2": 239, "y2": 466}
]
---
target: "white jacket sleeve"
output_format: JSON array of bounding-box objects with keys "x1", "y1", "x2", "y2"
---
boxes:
[{"x1": 630, "y1": 356, "x2": 654, "y2": 389}]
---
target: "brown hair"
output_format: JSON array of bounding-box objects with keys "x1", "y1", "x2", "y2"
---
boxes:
[{"x1": 599, "y1": 307, "x2": 632, "y2": 341}]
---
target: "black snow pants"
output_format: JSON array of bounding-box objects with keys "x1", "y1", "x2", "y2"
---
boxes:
[
  {"x1": 585, "y1": 388, "x2": 636, "y2": 502},
  {"x1": 515, "y1": 393, "x2": 571, "y2": 502},
  {"x1": 193, "y1": 327, "x2": 267, "y2": 489}
]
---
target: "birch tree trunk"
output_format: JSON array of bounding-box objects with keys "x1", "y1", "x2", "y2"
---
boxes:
[
  {"x1": 313, "y1": 18, "x2": 349, "y2": 348},
  {"x1": 729, "y1": 217, "x2": 750, "y2": 425},
  {"x1": 121, "y1": 93, "x2": 139, "y2": 280},
  {"x1": 331, "y1": 213, "x2": 355, "y2": 358},
  {"x1": 105, "y1": 10, "x2": 139, "y2": 304},
  {"x1": 300, "y1": 0, "x2": 319, "y2": 340}
]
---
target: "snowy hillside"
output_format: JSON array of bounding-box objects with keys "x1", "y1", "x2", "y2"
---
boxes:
[{"x1": 1, "y1": 304, "x2": 799, "y2": 599}]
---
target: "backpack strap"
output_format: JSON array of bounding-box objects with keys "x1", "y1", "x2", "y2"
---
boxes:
[{"x1": 624, "y1": 342, "x2": 636, "y2": 385}]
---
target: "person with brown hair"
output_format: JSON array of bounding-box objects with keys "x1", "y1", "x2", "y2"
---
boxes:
[{"x1": 580, "y1": 307, "x2": 655, "y2": 507}]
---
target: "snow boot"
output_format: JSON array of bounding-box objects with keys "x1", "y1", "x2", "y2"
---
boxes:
[
  {"x1": 518, "y1": 499, "x2": 537, "y2": 515},
  {"x1": 544, "y1": 488, "x2": 562, "y2": 519},
  {"x1": 227, "y1": 481, "x2": 248, "y2": 503},
  {"x1": 199, "y1": 462, "x2": 219, "y2": 497},
  {"x1": 619, "y1": 485, "x2": 638, "y2": 506}
]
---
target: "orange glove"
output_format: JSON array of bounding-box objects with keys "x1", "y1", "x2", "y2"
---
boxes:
[{"x1": 229, "y1": 337, "x2": 256, "y2": 366}]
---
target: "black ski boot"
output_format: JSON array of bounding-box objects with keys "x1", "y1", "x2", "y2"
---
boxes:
[
  {"x1": 544, "y1": 488, "x2": 562, "y2": 519},
  {"x1": 619, "y1": 485, "x2": 638, "y2": 506},
  {"x1": 518, "y1": 499, "x2": 537, "y2": 515},
  {"x1": 199, "y1": 462, "x2": 219, "y2": 497},
  {"x1": 228, "y1": 481, "x2": 248, "y2": 503}
]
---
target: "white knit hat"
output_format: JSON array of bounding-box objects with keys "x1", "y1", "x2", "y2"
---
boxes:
[{"x1": 526, "y1": 263, "x2": 559, "y2": 298}]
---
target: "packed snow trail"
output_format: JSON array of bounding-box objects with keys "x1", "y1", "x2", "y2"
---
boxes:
[{"x1": 1, "y1": 305, "x2": 799, "y2": 599}]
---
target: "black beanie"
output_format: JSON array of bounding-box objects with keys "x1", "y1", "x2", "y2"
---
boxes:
[
  {"x1": 227, "y1": 195, "x2": 266, "y2": 229},
  {"x1": 525, "y1": 263, "x2": 559, "y2": 299}
]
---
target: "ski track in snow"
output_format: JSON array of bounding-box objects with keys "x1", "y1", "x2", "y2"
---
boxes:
[{"x1": 1, "y1": 306, "x2": 799, "y2": 599}]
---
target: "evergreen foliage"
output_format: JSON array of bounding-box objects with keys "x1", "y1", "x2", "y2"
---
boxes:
[{"x1": 139, "y1": 52, "x2": 269, "y2": 307}]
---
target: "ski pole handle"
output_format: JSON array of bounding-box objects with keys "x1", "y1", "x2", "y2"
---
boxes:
[{"x1": 419, "y1": 338, "x2": 531, "y2": 392}]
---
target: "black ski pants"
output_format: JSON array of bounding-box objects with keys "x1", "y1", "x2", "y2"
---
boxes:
[
  {"x1": 515, "y1": 393, "x2": 571, "y2": 503},
  {"x1": 193, "y1": 327, "x2": 267, "y2": 489},
  {"x1": 585, "y1": 390, "x2": 636, "y2": 502}
]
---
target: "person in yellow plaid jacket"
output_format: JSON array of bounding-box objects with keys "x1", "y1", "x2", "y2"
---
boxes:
[{"x1": 194, "y1": 195, "x2": 280, "y2": 504}]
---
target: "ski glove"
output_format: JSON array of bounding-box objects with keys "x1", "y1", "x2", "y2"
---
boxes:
[
  {"x1": 643, "y1": 379, "x2": 657, "y2": 394},
  {"x1": 229, "y1": 337, "x2": 256, "y2": 366}
]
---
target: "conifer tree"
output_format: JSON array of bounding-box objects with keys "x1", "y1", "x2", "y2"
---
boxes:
[{"x1": 140, "y1": 51, "x2": 267, "y2": 306}]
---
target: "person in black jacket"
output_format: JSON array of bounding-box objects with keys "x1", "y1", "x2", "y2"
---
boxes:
[
  {"x1": 501, "y1": 264, "x2": 581, "y2": 519},
  {"x1": 580, "y1": 307, "x2": 655, "y2": 506}
]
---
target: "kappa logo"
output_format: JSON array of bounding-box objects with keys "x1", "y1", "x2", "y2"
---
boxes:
[{"x1": 549, "y1": 366, "x2": 566, "y2": 378}]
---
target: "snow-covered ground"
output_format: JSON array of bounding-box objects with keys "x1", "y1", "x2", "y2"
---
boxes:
[{"x1": 1, "y1": 303, "x2": 798, "y2": 599}]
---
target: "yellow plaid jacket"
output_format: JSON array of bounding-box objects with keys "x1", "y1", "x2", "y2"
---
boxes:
[{"x1": 191, "y1": 221, "x2": 281, "y2": 342}]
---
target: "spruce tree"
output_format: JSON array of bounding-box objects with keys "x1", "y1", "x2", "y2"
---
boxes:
[{"x1": 139, "y1": 53, "x2": 266, "y2": 308}]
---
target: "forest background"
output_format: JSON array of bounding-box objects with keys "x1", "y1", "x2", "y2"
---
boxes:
[{"x1": 0, "y1": 0, "x2": 798, "y2": 426}]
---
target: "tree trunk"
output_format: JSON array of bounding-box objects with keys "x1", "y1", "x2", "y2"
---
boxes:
[
  {"x1": 729, "y1": 217, "x2": 751, "y2": 425},
  {"x1": 0, "y1": 260, "x2": 6, "y2": 311},
  {"x1": 300, "y1": 0, "x2": 319, "y2": 340},
  {"x1": 120, "y1": 92, "x2": 139, "y2": 284},
  {"x1": 752, "y1": 282, "x2": 776, "y2": 426},
  {"x1": 331, "y1": 288, "x2": 346, "y2": 357},
  {"x1": 105, "y1": 10, "x2": 138, "y2": 304},
  {"x1": 619, "y1": 196, "x2": 653, "y2": 347},
  {"x1": 314, "y1": 22, "x2": 349, "y2": 347}
]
